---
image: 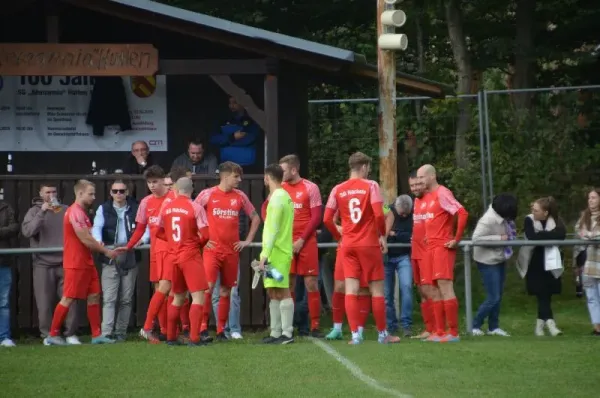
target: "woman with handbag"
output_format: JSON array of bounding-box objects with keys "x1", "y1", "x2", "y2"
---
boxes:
[
  {"x1": 575, "y1": 188, "x2": 600, "y2": 336},
  {"x1": 517, "y1": 196, "x2": 566, "y2": 336}
]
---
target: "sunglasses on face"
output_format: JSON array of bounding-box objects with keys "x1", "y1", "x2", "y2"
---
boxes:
[{"x1": 111, "y1": 189, "x2": 126, "y2": 194}]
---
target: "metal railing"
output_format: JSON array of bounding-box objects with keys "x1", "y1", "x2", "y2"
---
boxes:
[{"x1": 0, "y1": 239, "x2": 587, "y2": 336}]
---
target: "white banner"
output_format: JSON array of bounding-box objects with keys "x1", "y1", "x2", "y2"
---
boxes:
[{"x1": 0, "y1": 75, "x2": 167, "y2": 151}]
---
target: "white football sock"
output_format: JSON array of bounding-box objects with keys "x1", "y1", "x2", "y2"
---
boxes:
[
  {"x1": 269, "y1": 300, "x2": 282, "y2": 338},
  {"x1": 280, "y1": 298, "x2": 295, "y2": 338}
]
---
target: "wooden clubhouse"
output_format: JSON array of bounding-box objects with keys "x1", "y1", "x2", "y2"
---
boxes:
[{"x1": 0, "y1": 0, "x2": 451, "y2": 331}]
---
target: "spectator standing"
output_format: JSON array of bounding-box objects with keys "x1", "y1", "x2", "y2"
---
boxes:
[
  {"x1": 210, "y1": 209, "x2": 245, "y2": 339},
  {"x1": 171, "y1": 139, "x2": 218, "y2": 175},
  {"x1": 92, "y1": 180, "x2": 149, "y2": 341},
  {"x1": 123, "y1": 141, "x2": 155, "y2": 174},
  {"x1": 210, "y1": 97, "x2": 259, "y2": 167},
  {"x1": 575, "y1": 188, "x2": 600, "y2": 336},
  {"x1": 385, "y1": 195, "x2": 414, "y2": 337},
  {"x1": 517, "y1": 196, "x2": 566, "y2": 336},
  {"x1": 0, "y1": 199, "x2": 19, "y2": 347},
  {"x1": 471, "y1": 193, "x2": 518, "y2": 337},
  {"x1": 21, "y1": 183, "x2": 81, "y2": 345}
]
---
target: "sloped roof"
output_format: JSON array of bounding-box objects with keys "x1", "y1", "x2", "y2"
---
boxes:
[{"x1": 64, "y1": 0, "x2": 453, "y2": 97}]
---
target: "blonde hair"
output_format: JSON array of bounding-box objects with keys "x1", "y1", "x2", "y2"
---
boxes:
[{"x1": 74, "y1": 179, "x2": 94, "y2": 194}]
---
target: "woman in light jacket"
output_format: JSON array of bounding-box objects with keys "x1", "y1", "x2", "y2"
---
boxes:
[
  {"x1": 575, "y1": 188, "x2": 600, "y2": 336},
  {"x1": 519, "y1": 196, "x2": 566, "y2": 336},
  {"x1": 471, "y1": 193, "x2": 517, "y2": 337}
]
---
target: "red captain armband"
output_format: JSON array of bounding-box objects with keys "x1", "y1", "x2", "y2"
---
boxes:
[{"x1": 126, "y1": 223, "x2": 147, "y2": 250}]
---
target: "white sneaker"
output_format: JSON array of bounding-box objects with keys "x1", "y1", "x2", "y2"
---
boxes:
[
  {"x1": 0, "y1": 338, "x2": 16, "y2": 347},
  {"x1": 43, "y1": 337, "x2": 51, "y2": 346},
  {"x1": 535, "y1": 319, "x2": 545, "y2": 336},
  {"x1": 471, "y1": 328, "x2": 485, "y2": 336},
  {"x1": 230, "y1": 332, "x2": 243, "y2": 340},
  {"x1": 545, "y1": 319, "x2": 562, "y2": 336},
  {"x1": 487, "y1": 328, "x2": 510, "y2": 337},
  {"x1": 66, "y1": 335, "x2": 82, "y2": 345}
]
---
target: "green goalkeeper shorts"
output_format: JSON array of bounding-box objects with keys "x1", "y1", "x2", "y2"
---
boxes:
[{"x1": 263, "y1": 254, "x2": 292, "y2": 289}]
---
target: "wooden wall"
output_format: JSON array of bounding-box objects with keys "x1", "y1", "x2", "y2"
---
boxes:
[{"x1": 0, "y1": 174, "x2": 268, "y2": 335}]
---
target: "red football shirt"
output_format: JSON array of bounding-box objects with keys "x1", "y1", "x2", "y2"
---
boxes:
[
  {"x1": 325, "y1": 178, "x2": 383, "y2": 247},
  {"x1": 194, "y1": 187, "x2": 256, "y2": 253},
  {"x1": 423, "y1": 185, "x2": 464, "y2": 248},
  {"x1": 282, "y1": 179, "x2": 322, "y2": 240},
  {"x1": 159, "y1": 196, "x2": 208, "y2": 263},
  {"x1": 411, "y1": 196, "x2": 427, "y2": 260},
  {"x1": 63, "y1": 203, "x2": 95, "y2": 270},
  {"x1": 136, "y1": 193, "x2": 169, "y2": 256}
]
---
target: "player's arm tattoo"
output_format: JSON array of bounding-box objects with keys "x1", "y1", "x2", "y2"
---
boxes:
[{"x1": 246, "y1": 210, "x2": 261, "y2": 242}]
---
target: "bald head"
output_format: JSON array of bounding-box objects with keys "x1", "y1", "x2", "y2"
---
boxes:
[
  {"x1": 417, "y1": 164, "x2": 437, "y2": 190},
  {"x1": 175, "y1": 177, "x2": 194, "y2": 196}
]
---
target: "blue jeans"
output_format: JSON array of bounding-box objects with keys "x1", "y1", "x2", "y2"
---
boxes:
[
  {"x1": 0, "y1": 267, "x2": 12, "y2": 341},
  {"x1": 474, "y1": 262, "x2": 506, "y2": 330},
  {"x1": 384, "y1": 255, "x2": 413, "y2": 331},
  {"x1": 211, "y1": 264, "x2": 241, "y2": 335}
]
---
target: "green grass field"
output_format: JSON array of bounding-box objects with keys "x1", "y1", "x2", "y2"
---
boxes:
[{"x1": 1, "y1": 268, "x2": 599, "y2": 398}]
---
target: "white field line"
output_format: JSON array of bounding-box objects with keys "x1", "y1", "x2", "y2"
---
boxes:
[{"x1": 310, "y1": 338, "x2": 413, "y2": 398}]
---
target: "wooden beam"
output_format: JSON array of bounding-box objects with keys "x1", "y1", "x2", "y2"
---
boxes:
[
  {"x1": 209, "y1": 75, "x2": 267, "y2": 130},
  {"x1": 264, "y1": 74, "x2": 279, "y2": 165},
  {"x1": 159, "y1": 59, "x2": 268, "y2": 75}
]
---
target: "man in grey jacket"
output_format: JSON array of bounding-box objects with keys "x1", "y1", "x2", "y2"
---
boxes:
[
  {"x1": 171, "y1": 139, "x2": 218, "y2": 175},
  {"x1": 21, "y1": 183, "x2": 80, "y2": 345}
]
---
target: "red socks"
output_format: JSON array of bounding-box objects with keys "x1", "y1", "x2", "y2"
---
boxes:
[
  {"x1": 201, "y1": 291, "x2": 211, "y2": 332},
  {"x1": 217, "y1": 296, "x2": 231, "y2": 334},
  {"x1": 189, "y1": 303, "x2": 203, "y2": 343},
  {"x1": 308, "y1": 291, "x2": 321, "y2": 330},
  {"x1": 371, "y1": 296, "x2": 386, "y2": 332},
  {"x1": 344, "y1": 294, "x2": 360, "y2": 332},
  {"x1": 443, "y1": 298, "x2": 459, "y2": 336},
  {"x1": 167, "y1": 303, "x2": 181, "y2": 341},
  {"x1": 87, "y1": 303, "x2": 102, "y2": 338},
  {"x1": 180, "y1": 298, "x2": 190, "y2": 331},
  {"x1": 421, "y1": 300, "x2": 434, "y2": 333},
  {"x1": 49, "y1": 303, "x2": 70, "y2": 337},
  {"x1": 332, "y1": 292, "x2": 345, "y2": 324},
  {"x1": 358, "y1": 295, "x2": 371, "y2": 327},
  {"x1": 432, "y1": 300, "x2": 446, "y2": 336},
  {"x1": 144, "y1": 291, "x2": 166, "y2": 331}
]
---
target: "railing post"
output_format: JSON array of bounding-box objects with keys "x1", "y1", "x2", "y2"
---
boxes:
[{"x1": 463, "y1": 243, "x2": 473, "y2": 335}]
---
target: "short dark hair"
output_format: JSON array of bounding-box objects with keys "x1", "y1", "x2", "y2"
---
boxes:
[
  {"x1": 188, "y1": 138, "x2": 206, "y2": 148},
  {"x1": 39, "y1": 181, "x2": 57, "y2": 191},
  {"x1": 264, "y1": 163, "x2": 284, "y2": 183},
  {"x1": 409, "y1": 170, "x2": 418, "y2": 179},
  {"x1": 169, "y1": 166, "x2": 189, "y2": 182},
  {"x1": 143, "y1": 165, "x2": 165, "y2": 180},
  {"x1": 348, "y1": 152, "x2": 371, "y2": 171},
  {"x1": 219, "y1": 161, "x2": 243, "y2": 175},
  {"x1": 491, "y1": 193, "x2": 518, "y2": 220}
]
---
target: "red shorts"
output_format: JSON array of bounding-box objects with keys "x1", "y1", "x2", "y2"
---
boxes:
[
  {"x1": 335, "y1": 249, "x2": 369, "y2": 287},
  {"x1": 291, "y1": 238, "x2": 318, "y2": 276},
  {"x1": 63, "y1": 268, "x2": 101, "y2": 300},
  {"x1": 172, "y1": 253, "x2": 208, "y2": 294},
  {"x1": 341, "y1": 246, "x2": 384, "y2": 283},
  {"x1": 428, "y1": 246, "x2": 457, "y2": 282},
  {"x1": 150, "y1": 251, "x2": 174, "y2": 283},
  {"x1": 203, "y1": 249, "x2": 239, "y2": 288},
  {"x1": 411, "y1": 258, "x2": 422, "y2": 285}
]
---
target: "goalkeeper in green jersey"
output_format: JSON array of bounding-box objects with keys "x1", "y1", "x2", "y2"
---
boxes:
[{"x1": 257, "y1": 164, "x2": 295, "y2": 344}]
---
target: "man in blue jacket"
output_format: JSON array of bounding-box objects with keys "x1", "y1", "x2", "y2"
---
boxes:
[{"x1": 210, "y1": 97, "x2": 259, "y2": 166}]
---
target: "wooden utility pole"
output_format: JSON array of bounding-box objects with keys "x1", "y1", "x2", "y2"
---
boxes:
[{"x1": 377, "y1": 0, "x2": 406, "y2": 204}]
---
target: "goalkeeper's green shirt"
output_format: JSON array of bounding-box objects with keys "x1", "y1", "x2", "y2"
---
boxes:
[{"x1": 260, "y1": 188, "x2": 294, "y2": 261}]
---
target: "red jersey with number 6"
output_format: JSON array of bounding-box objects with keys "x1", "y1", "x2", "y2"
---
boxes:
[
  {"x1": 325, "y1": 178, "x2": 383, "y2": 247},
  {"x1": 159, "y1": 196, "x2": 208, "y2": 263}
]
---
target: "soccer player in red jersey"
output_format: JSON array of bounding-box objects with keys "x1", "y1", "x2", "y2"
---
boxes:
[
  {"x1": 323, "y1": 152, "x2": 400, "y2": 345},
  {"x1": 278, "y1": 154, "x2": 324, "y2": 336},
  {"x1": 45, "y1": 180, "x2": 118, "y2": 345},
  {"x1": 157, "y1": 177, "x2": 210, "y2": 346},
  {"x1": 121, "y1": 165, "x2": 172, "y2": 343},
  {"x1": 408, "y1": 171, "x2": 435, "y2": 339},
  {"x1": 417, "y1": 164, "x2": 469, "y2": 343},
  {"x1": 195, "y1": 161, "x2": 260, "y2": 341}
]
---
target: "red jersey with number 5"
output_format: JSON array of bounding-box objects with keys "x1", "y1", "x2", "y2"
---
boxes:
[
  {"x1": 159, "y1": 196, "x2": 208, "y2": 263},
  {"x1": 325, "y1": 178, "x2": 383, "y2": 247}
]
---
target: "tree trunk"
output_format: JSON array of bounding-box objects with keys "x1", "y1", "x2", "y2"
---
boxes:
[
  {"x1": 444, "y1": 0, "x2": 472, "y2": 168},
  {"x1": 513, "y1": 0, "x2": 536, "y2": 111}
]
